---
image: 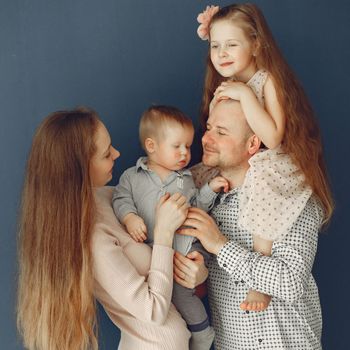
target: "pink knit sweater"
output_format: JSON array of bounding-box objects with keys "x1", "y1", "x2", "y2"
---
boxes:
[{"x1": 92, "y1": 187, "x2": 190, "y2": 349}]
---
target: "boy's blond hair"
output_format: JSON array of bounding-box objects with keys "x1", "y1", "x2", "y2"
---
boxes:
[{"x1": 139, "y1": 105, "x2": 194, "y2": 151}]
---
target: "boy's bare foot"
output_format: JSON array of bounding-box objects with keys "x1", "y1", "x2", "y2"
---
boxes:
[{"x1": 240, "y1": 289, "x2": 271, "y2": 312}]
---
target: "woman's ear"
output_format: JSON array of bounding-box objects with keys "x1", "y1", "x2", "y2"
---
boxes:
[
  {"x1": 144, "y1": 138, "x2": 156, "y2": 154},
  {"x1": 247, "y1": 134, "x2": 261, "y2": 155}
]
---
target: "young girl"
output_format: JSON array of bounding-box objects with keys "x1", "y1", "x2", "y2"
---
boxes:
[{"x1": 195, "y1": 3, "x2": 334, "y2": 311}]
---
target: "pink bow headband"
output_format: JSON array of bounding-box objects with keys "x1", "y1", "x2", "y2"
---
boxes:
[{"x1": 196, "y1": 5, "x2": 220, "y2": 41}]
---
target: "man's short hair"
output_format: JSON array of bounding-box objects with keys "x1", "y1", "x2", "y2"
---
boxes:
[
  {"x1": 216, "y1": 99, "x2": 263, "y2": 146},
  {"x1": 139, "y1": 105, "x2": 194, "y2": 150}
]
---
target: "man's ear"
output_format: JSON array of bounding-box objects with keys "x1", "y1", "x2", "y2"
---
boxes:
[
  {"x1": 144, "y1": 137, "x2": 156, "y2": 154},
  {"x1": 247, "y1": 135, "x2": 261, "y2": 155}
]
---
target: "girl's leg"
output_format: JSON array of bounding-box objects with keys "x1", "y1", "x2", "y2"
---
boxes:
[{"x1": 240, "y1": 236, "x2": 272, "y2": 312}]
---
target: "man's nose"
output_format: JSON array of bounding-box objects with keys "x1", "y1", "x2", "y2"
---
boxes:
[{"x1": 202, "y1": 131, "x2": 212, "y2": 145}]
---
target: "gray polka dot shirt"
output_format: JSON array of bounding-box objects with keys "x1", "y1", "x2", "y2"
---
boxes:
[{"x1": 208, "y1": 187, "x2": 324, "y2": 350}]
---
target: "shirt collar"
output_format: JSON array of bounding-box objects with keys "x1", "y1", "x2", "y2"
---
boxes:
[
  {"x1": 218, "y1": 186, "x2": 241, "y2": 202},
  {"x1": 135, "y1": 156, "x2": 192, "y2": 176},
  {"x1": 136, "y1": 156, "x2": 149, "y2": 171}
]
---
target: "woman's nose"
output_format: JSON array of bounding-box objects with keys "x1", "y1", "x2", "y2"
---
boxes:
[{"x1": 112, "y1": 147, "x2": 120, "y2": 160}]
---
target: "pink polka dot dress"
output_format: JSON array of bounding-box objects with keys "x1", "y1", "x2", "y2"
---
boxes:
[{"x1": 238, "y1": 70, "x2": 312, "y2": 241}]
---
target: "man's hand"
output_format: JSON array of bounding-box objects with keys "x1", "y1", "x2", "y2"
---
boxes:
[
  {"x1": 178, "y1": 207, "x2": 228, "y2": 255},
  {"x1": 173, "y1": 251, "x2": 208, "y2": 289}
]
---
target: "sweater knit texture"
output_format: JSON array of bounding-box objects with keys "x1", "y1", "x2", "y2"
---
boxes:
[{"x1": 92, "y1": 186, "x2": 190, "y2": 349}]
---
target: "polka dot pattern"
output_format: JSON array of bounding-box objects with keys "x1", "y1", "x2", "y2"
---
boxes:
[
  {"x1": 208, "y1": 189, "x2": 323, "y2": 350},
  {"x1": 246, "y1": 69, "x2": 268, "y2": 105},
  {"x1": 190, "y1": 163, "x2": 219, "y2": 188},
  {"x1": 191, "y1": 164, "x2": 324, "y2": 349},
  {"x1": 238, "y1": 147, "x2": 312, "y2": 241}
]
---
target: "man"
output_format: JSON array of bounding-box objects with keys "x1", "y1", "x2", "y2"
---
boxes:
[{"x1": 179, "y1": 100, "x2": 324, "y2": 349}]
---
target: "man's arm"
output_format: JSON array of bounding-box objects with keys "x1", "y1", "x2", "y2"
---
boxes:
[{"x1": 217, "y1": 197, "x2": 323, "y2": 302}]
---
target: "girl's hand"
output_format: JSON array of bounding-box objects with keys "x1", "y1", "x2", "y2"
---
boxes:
[
  {"x1": 153, "y1": 193, "x2": 189, "y2": 247},
  {"x1": 214, "y1": 81, "x2": 249, "y2": 101},
  {"x1": 173, "y1": 251, "x2": 208, "y2": 289},
  {"x1": 177, "y1": 207, "x2": 228, "y2": 255},
  {"x1": 209, "y1": 92, "x2": 230, "y2": 113},
  {"x1": 209, "y1": 176, "x2": 229, "y2": 193}
]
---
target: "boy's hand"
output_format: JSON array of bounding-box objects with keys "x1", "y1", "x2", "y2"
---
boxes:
[
  {"x1": 209, "y1": 176, "x2": 229, "y2": 193},
  {"x1": 123, "y1": 213, "x2": 147, "y2": 242}
]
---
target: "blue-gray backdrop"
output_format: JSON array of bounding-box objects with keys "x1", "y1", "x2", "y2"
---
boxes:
[{"x1": 1, "y1": 0, "x2": 349, "y2": 349}]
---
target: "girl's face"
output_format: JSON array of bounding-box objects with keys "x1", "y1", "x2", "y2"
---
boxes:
[
  {"x1": 90, "y1": 122, "x2": 120, "y2": 187},
  {"x1": 210, "y1": 19, "x2": 256, "y2": 82}
]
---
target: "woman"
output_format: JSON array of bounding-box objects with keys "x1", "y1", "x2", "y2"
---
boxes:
[{"x1": 17, "y1": 108, "x2": 206, "y2": 350}]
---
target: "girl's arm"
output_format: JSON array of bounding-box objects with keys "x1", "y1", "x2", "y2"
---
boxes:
[{"x1": 216, "y1": 77, "x2": 285, "y2": 149}]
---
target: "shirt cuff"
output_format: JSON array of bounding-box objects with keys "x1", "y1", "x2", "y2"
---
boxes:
[
  {"x1": 199, "y1": 183, "x2": 217, "y2": 202},
  {"x1": 217, "y1": 240, "x2": 259, "y2": 279}
]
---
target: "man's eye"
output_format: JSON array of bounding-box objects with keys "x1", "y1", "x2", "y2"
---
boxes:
[
  {"x1": 210, "y1": 45, "x2": 218, "y2": 49},
  {"x1": 105, "y1": 153, "x2": 111, "y2": 158}
]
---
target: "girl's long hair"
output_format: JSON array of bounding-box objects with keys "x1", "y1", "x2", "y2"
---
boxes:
[
  {"x1": 200, "y1": 3, "x2": 334, "y2": 225},
  {"x1": 17, "y1": 108, "x2": 100, "y2": 349}
]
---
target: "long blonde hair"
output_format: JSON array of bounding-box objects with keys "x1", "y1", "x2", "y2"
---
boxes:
[
  {"x1": 17, "y1": 108, "x2": 100, "y2": 349},
  {"x1": 200, "y1": 3, "x2": 334, "y2": 225}
]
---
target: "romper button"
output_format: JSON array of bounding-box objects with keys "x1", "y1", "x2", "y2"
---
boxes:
[
  {"x1": 234, "y1": 281, "x2": 238, "y2": 285},
  {"x1": 258, "y1": 339, "x2": 263, "y2": 343},
  {"x1": 223, "y1": 263, "x2": 227, "y2": 267}
]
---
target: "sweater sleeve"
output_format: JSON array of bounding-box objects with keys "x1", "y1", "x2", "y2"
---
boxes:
[
  {"x1": 93, "y1": 240, "x2": 174, "y2": 325},
  {"x1": 93, "y1": 187, "x2": 174, "y2": 325}
]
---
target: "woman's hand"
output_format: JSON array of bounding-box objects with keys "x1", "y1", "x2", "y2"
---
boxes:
[
  {"x1": 177, "y1": 207, "x2": 228, "y2": 255},
  {"x1": 153, "y1": 192, "x2": 189, "y2": 247},
  {"x1": 173, "y1": 251, "x2": 208, "y2": 289}
]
